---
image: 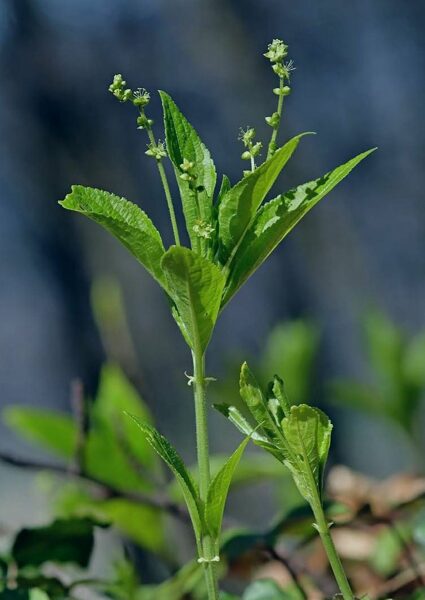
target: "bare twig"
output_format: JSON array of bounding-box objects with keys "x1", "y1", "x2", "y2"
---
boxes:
[
  {"x1": 0, "y1": 451, "x2": 188, "y2": 522},
  {"x1": 70, "y1": 378, "x2": 87, "y2": 475}
]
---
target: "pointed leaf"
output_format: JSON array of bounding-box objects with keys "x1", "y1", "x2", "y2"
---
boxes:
[
  {"x1": 218, "y1": 133, "x2": 310, "y2": 264},
  {"x1": 59, "y1": 186, "x2": 166, "y2": 288},
  {"x1": 161, "y1": 246, "x2": 225, "y2": 351},
  {"x1": 239, "y1": 362, "x2": 283, "y2": 446},
  {"x1": 222, "y1": 149, "x2": 376, "y2": 305},
  {"x1": 205, "y1": 437, "x2": 250, "y2": 539},
  {"x1": 126, "y1": 414, "x2": 204, "y2": 543},
  {"x1": 160, "y1": 91, "x2": 216, "y2": 251},
  {"x1": 281, "y1": 404, "x2": 332, "y2": 503}
]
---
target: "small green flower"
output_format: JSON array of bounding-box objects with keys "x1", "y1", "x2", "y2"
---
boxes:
[
  {"x1": 265, "y1": 112, "x2": 280, "y2": 129},
  {"x1": 145, "y1": 141, "x2": 167, "y2": 160},
  {"x1": 193, "y1": 220, "x2": 215, "y2": 240},
  {"x1": 264, "y1": 39, "x2": 288, "y2": 64},
  {"x1": 180, "y1": 158, "x2": 195, "y2": 172},
  {"x1": 238, "y1": 127, "x2": 256, "y2": 148},
  {"x1": 133, "y1": 88, "x2": 151, "y2": 108}
]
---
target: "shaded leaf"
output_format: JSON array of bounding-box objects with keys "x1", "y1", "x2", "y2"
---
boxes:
[
  {"x1": 3, "y1": 407, "x2": 77, "y2": 459},
  {"x1": 160, "y1": 91, "x2": 216, "y2": 251},
  {"x1": 205, "y1": 437, "x2": 250, "y2": 539},
  {"x1": 12, "y1": 518, "x2": 99, "y2": 568},
  {"x1": 218, "y1": 134, "x2": 310, "y2": 265},
  {"x1": 161, "y1": 246, "x2": 225, "y2": 352},
  {"x1": 59, "y1": 186, "x2": 166, "y2": 288},
  {"x1": 222, "y1": 149, "x2": 375, "y2": 304},
  {"x1": 126, "y1": 414, "x2": 204, "y2": 544}
]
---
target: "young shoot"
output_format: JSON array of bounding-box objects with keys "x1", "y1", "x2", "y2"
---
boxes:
[{"x1": 60, "y1": 38, "x2": 374, "y2": 600}]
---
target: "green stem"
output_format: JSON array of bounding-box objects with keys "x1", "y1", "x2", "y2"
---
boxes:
[
  {"x1": 266, "y1": 77, "x2": 284, "y2": 160},
  {"x1": 192, "y1": 348, "x2": 219, "y2": 600},
  {"x1": 311, "y1": 500, "x2": 354, "y2": 600},
  {"x1": 146, "y1": 127, "x2": 181, "y2": 246}
]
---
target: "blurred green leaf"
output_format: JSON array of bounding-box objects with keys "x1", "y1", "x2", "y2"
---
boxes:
[
  {"x1": 370, "y1": 526, "x2": 402, "y2": 576},
  {"x1": 12, "y1": 518, "x2": 100, "y2": 568},
  {"x1": 136, "y1": 561, "x2": 205, "y2": 600},
  {"x1": 3, "y1": 408, "x2": 77, "y2": 459},
  {"x1": 404, "y1": 332, "x2": 425, "y2": 388},
  {"x1": 242, "y1": 579, "x2": 288, "y2": 599},
  {"x1": 161, "y1": 247, "x2": 225, "y2": 352},
  {"x1": 260, "y1": 321, "x2": 319, "y2": 405},
  {"x1": 60, "y1": 186, "x2": 167, "y2": 288},
  {"x1": 55, "y1": 483, "x2": 164, "y2": 553}
]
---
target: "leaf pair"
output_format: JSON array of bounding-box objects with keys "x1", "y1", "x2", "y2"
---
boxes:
[
  {"x1": 127, "y1": 414, "x2": 249, "y2": 553},
  {"x1": 216, "y1": 363, "x2": 332, "y2": 506}
]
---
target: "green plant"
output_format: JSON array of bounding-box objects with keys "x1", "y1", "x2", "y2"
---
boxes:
[{"x1": 58, "y1": 38, "x2": 374, "y2": 598}]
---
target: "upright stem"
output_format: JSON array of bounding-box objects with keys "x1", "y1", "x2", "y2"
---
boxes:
[
  {"x1": 145, "y1": 127, "x2": 181, "y2": 246},
  {"x1": 192, "y1": 348, "x2": 219, "y2": 600},
  {"x1": 311, "y1": 500, "x2": 354, "y2": 600},
  {"x1": 266, "y1": 77, "x2": 284, "y2": 160}
]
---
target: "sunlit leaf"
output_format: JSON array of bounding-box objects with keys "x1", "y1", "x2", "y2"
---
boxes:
[
  {"x1": 60, "y1": 186, "x2": 166, "y2": 288},
  {"x1": 161, "y1": 246, "x2": 225, "y2": 352},
  {"x1": 281, "y1": 405, "x2": 332, "y2": 503},
  {"x1": 160, "y1": 91, "x2": 216, "y2": 253},
  {"x1": 218, "y1": 134, "x2": 311, "y2": 265},
  {"x1": 222, "y1": 149, "x2": 375, "y2": 305}
]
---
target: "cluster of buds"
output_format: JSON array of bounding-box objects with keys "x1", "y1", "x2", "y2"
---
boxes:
[
  {"x1": 108, "y1": 74, "x2": 133, "y2": 102},
  {"x1": 179, "y1": 158, "x2": 197, "y2": 184},
  {"x1": 239, "y1": 127, "x2": 262, "y2": 175},
  {"x1": 264, "y1": 40, "x2": 294, "y2": 132},
  {"x1": 109, "y1": 75, "x2": 155, "y2": 131},
  {"x1": 193, "y1": 219, "x2": 215, "y2": 240}
]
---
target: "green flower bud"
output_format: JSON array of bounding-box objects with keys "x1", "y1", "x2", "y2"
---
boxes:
[
  {"x1": 179, "y1": 172, "x2": 194, "y2": 182},
  {"x1": 241, "y1": 150, "x2": 251, "y2": 160},
  {"x1": 251, "y1": 141, "x2": 262, "y2": 157},
  {"x1": 145, "y1": 141, "x2": 167, "y2": 160},
  {"x1": 180, "y1": 158, "x2": 195, "y2": 172},
  {"x1": 264, "y1": 39, "x2": 288, "y2": 64},
  {"x1": 243, "y1": 170, "x2": 251, "y2": 178},
  {"x1": 265, "y1": 112, "x2": 280, "y2": 128}
]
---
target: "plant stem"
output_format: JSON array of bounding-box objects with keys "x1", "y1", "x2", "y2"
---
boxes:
[
  {"x1": 266, "y1": 77, "x2": 284, "y2": 160},
  {"x1": 311, "y1": 500, "x2": 354, "y2": 600},
  {"x1": 145, "y1": 127, "x2": 181, "y2": 246},
  {"x1": 192, "y1": 348, "x2": 219, "y2": 600}
]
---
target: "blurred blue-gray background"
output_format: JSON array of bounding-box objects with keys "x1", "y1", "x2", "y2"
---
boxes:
[{"x1": 1, "y1": 0, "x2": 424, "y2": 529}]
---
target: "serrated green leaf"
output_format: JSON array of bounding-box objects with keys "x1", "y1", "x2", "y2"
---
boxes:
[
  {"x1": 59, "y1": 186, "x2": 166, "y2": 288},
  {"x1": 205, "y1": 437, "x2": 250, "y2": 539},
  {"x1": 160, "y1": 91, "x2": 216, "y2": 252},
  {"x1": 161, "y1": 246, "x2": 225, "y2": 352},
  {"x1": 239, "y1": 363, "x2": 283, "y2": 446},
  {"x1": 126, "y1": 414, "x2": 204, "y2": 544},
  {"x1": 218, "y1": 134, "x2": 310, "y2": 265},
  {"x1": 3, "y1": 407, "x2": 77, "y2": 459},
  {"x1": 222, "y1": 149, "x2": 375, "y2": 305},
  {"x1": 281, "y1": 405, "x2": 332, "y2": 503}
]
